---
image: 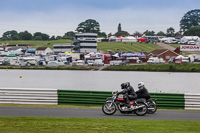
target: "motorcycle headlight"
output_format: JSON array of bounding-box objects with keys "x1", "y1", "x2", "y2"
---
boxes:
[{"x1": 112, "y1": 90, "x2": 118, "y2": 96}]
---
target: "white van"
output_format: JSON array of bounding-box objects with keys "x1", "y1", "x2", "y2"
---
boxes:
[
  {"x1": 147, "y1": 57, "x2": 165, "y2": 64},
  {"x1": 94, "y1": 59, "x2": 104, "y2": 66},
  {"x1": 147, "y1": 57, "x2": 159, "y2": 64}
]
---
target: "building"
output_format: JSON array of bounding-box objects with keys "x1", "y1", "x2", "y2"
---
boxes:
[
  {"x1": 148, "y1": 49, "x2": 179, "y2": 62},
  {"x1": 53, "y1": 44, "x2": 73, "y2": 54},
  {"x1": 35, "y1": 47, "x2": 53, "y2": 55},
  {"x1": 72, "y1": 33, "x2": 97, "y2": 53}
]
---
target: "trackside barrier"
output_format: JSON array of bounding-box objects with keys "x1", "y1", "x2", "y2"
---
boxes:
[
  {"x1": 58, "y1": 90, "x2": 111, "y2": 106},
  {"x1": 57, "y1": 90, "x2": 185, "y2": 109},
  {"x1": 150, "y1": 93, "x2": 185, "y2": 109},
  {"x1": 184, "y1": 93, "x2": 200, "y2": 110},
  {"x1": 0, "y1": 88, "x2": 58, "y2": 105},
  {"x1": 1, "y1": 88, "x2": 199, "y2": 110}
]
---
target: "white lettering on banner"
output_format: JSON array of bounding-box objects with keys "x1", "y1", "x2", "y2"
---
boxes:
[{"x1": 180, "y1": 45, "x2": 200, "y2": 51}]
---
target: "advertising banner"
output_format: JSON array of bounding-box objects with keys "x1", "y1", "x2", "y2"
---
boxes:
[{"x1": 180, "y1": 45, "x2": 200, "y2": 51}]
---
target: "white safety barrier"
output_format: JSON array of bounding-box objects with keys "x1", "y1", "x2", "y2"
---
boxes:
[
  {"x1": 0, "y1": 88, "x2": 58, "y2": 105},
  {"x1": 184, "y1": 93, "x2": 200, "y2": 110}
]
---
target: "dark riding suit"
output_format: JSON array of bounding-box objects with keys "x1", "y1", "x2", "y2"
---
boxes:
[
  {"x1": 136, "y1": 86, "x2": 150, "y2": 100},
  {"x1": 118, "y1": 85, "x2": 137, "y2": 108}
]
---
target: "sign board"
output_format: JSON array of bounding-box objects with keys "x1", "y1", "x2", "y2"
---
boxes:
[{"x1": 180, "y1": 45, "x2": 200, "y2": 51}]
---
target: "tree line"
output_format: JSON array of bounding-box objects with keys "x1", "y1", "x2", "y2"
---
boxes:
[
  {"x1": 1, "y1": 30, "x2": 66, "y2": 41},
  {"x1": 1, "y1": 9, "x2": 200, "y2": 41}
]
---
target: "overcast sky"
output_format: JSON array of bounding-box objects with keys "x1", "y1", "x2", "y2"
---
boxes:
[{"x1": 0, "y1": 0, "x2": 199, "y2": 37}]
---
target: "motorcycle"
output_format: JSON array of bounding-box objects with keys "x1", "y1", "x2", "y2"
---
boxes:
[
  {"x1": 102, "y1": 91, "x2": 148, "y2": 116},
  {"x1": 146, "y1": 99, "x2": 157, "y2": 114}
]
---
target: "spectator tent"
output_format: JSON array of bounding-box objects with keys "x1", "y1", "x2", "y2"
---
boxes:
[
  {"x1": 122, "y1": 36, "x2": 137, "y2": 42},
  {"x1": 138, "y1": 38, "x2": 148, "y2": 42}
]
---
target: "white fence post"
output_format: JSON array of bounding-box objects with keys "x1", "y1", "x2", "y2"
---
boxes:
[
  {"x1": 0, "y1": 88, "x2": 58, "y2": 105},
  {"x1": 184, "y1": 93, "x2": 200, "y2": 110}
]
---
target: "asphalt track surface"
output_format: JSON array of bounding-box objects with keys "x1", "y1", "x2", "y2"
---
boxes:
[{"x1": 0, "y1": 107, "x2": 200, "y2": 121}]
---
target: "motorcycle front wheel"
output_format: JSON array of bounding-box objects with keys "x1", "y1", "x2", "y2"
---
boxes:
[
  {"x1": 102, "y1": 101, "x2": 117, "y2": 115},
  {"x1": 147, "y1": 100, "x2": 157, "y2": 114},
  {"x1": 135, "y1": 103, "x2": 148, "y2": 116}
]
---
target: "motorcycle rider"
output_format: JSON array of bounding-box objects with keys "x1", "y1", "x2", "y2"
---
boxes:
[
  {"x1": 136, "y1": 81, "x2": 150, "y2": 100},
  {"x1": 117, "y1": 82, "x2": 137, "y2": 109}
]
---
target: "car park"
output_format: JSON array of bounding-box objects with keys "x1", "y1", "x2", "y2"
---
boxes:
[
  {"x1": 94, "y1": 59, "x2": 104, "y2": 66},
  {"x1": 147, "y1": 57, "x2": 165, "y2": 64}
]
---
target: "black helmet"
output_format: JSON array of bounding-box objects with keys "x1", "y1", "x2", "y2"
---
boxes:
[{"x1": 121, "y1": 83, "x2": 126, "y2": 89}]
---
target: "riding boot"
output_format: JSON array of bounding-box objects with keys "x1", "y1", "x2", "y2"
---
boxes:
[{"x1": 123, "y1": 94, "x2": 131, "y2": 108}]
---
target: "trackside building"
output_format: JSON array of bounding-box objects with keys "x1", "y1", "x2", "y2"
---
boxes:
[{"x1": 72, "y1": 33, "x2": 97, "y2": 53}]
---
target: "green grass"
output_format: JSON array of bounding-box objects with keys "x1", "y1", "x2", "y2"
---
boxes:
[
  {"x1": 0, "y1": 40, "x2": 162, "y2": 53},
  {"x1": 167, "y1": 43, "x2": 181, "y2": 48},
  {"x1": 2, "y1": 63, "x2": 200, "y2": 72},
  {"x1": 104, "y1": 63, "x2": 200, "y2": 72},
  {"x1": 0, "y1": 39, "x2": 71, "y2": 49},
  {"x1": 0, "y1": 117, "x2": 199, "y2": 133},
  {"x1": 0, "y1": 65, "x2": 95, "y2": 70},
  {"x1": 98, "y1": 42, "x2": 162, "y2": 53}
]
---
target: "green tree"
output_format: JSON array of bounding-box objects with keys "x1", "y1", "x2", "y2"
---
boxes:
[
  {"x1": 18, "y1": 31, "x2": 32, "y2": 40},
  {"x1": 63, "y1": 31, "x2": 75, "y2": 40},
  {"x1": 118, "y1": 23, "x2": 122, "y2": 32},
  {"x1": 175, "y1": 31, "x2": 182, "y2": 37},
  {"x1": 184, "y1": 26, "x2": 200, "y2": 36},
  {"x1": 56, "y1": 36, "x2": 62, "y2": 40},
  {"x1": 115, "y1": 31, "x2": 129, "y2": 37},
  {"x1": 12, "y1": 35, "x2": 21, "y2": 40},
  {"x1": 157, "y1": 31, "x2": 165, "y2": 36},
  {"x1": 166, "y1": 27, "x2": 175, "y2": 37},
  {"x1": 33, "y1": 36, "x2": 42, "y2": 40},
  {"x1": 133, "y1": 31, "x2": 142, "y2": 37},
  {"x1": 50, "y1": 36, "x2": 56, "y2": 40},
  {"x1": 107, "y1": 33, "x2": 112, "y2": 37},
  {"x1": 33, "y1": 32, "x2": 49, "y2": 40},
  {"x1": 2, "y1": 30, "x2": 18, "y2": 40},
  {"x1": 143, "y1": 30, "x2": 155, "y2": 36},
  {"x1": 180, "y1": 9, "x2": 200, "y2": 32},
  {"x1": 76, "y1": 19, "x2": 100, "y2": 33},
  {"x1": 98, "y1": 32, "x2": 107, "y2": 38}
]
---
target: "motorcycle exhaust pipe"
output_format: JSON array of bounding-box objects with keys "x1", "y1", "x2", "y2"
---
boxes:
[
  {"x1": 136, "y1": 105, "x2": 145, "y2": 109},
  {"x1": 148, "y1": 108, "x2": 155, "y2": 110}
]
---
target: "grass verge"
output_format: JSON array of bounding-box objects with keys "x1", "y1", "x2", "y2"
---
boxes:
[
  {"x1": 0, "y1": 65, "x2": 95, "y2": 70},
  {"x1": 104, "y1": 63, "x2": 200, "y2": 72},
  {"x1": 0, "y1": 117, "x2": 199, "y2": 133}
]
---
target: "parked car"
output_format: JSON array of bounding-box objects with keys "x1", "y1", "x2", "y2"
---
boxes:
[
  {"x1": 94, "y1": 59, "x2": 104, "y2": 66},
  {"x1": 188, "y1": 41, "x2": 196, "y2": 45},
  {"x1": 147, "y1": 57, "x2": 160, "y2": 64},
  {"x1": 168, "y1": 57, "x2": 175, "y2": 63},
  {"x1": 87, "y1": 60, "x2": 95, "y2": 66},
  {"x1": 47, "y1": 61, "x2": 59, "y2": 67},
  {"x1": 110, "y1": 60, "x2": 122, "y2": 66},
  {"x1": 120, "y1": 59, "x2": 129, "y2": 65},
  {"x1": 147, "y1": 57, "x2": 165, "y2": 64},
  {"x1": 72, "y1": 60, "x2": 85, "y2": 66}
]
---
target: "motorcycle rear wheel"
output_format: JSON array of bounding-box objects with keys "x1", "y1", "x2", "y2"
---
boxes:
[
  {"x1": 102, "y1": 101, "x2": 117, "y2": 115},
  {"x1": 147, "y1": 100, "x2": 157, "y2": 114},
  {"x1": 135, "y1": 103, "x2": 148, "y2": 116}
]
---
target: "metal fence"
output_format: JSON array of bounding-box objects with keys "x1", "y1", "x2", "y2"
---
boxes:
[
  {"x1": 0, "y1": 88, "x2": 57, "y2": 105},
  {"x1": 185, "y1": 93, "x2": 200, "y2": 110},
  {"x1": 58, "y1": 90, "x2": 185, "y2": 109},
  {"x1": 0, "y1": 88, "x2": 199, "y2": 110}
]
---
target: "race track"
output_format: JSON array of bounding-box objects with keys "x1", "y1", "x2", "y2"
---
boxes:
[{"x1": 0, "y1": 107, "x2": 200, "y2": 121}]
